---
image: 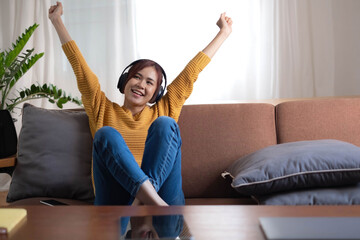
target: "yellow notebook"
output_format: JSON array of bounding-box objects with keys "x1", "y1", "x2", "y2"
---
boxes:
[{"x1": 0, "y1": 208, "x2": 27, "y2": 233}]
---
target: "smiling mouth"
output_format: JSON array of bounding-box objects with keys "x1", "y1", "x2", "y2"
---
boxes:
[{"x1": 131, "y1": 89, "x2": 144, "y2": 97}]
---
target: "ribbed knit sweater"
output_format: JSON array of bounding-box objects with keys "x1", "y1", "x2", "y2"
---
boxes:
[{"x1": 62, "y1": 40, "x2": 210, "y2": 166}]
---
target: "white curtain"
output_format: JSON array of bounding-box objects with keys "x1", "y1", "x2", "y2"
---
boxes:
[
  {"x1": 134, "y1": 0, "x2": 335, "y2": 104},
  {"x1": 273, "y1": 0, "x2": 335, "y2": 98},
  {"x1": 0, "y1": 0, "x2": 344, "y2": 117}
]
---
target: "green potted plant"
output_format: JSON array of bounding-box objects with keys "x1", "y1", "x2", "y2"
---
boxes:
[{"x1": 0, "y1": 23, "x2": 82, "y2": 158}]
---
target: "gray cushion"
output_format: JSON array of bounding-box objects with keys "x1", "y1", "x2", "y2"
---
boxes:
[
  {"x1": 253, "y1": 184, "x2": 360, "y2": 205},
  {"x1": 222, "y1": 139, "x2": 360, "y2": 196},
  {"x1": 7, "y1": 103, "x2": 94, "y2": 202}
]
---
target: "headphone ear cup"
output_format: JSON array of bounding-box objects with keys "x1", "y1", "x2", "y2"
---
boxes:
[
  {"x1": 158, "y1": 86, "x2": 164, "y2": 98},
  {"x1": 155, "y1": 86, "x2": 164, "y2": 103},
  {"x1": 118, "y1": 72, "x2": 128, "y2": 93},
  {"x1": 149, "y1": 86, "x2": 164, "y2": 104}
]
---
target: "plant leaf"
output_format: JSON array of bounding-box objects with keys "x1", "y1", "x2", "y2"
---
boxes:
[
  {"x1": 2, "y1": 23, "x2": 82, "y2": 112},
  {"x1": 56, "y1": 97, "x2": 68, "y2": 108},
  {"x1": 15, "y1": 52, "x2": 44, "y2": 82},
  {"x1": 4, "y1": 23, "x2": 39, "y2": 68}
]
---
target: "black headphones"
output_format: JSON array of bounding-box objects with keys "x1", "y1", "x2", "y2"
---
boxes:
[{"x1": 117, "y1": 59, "x2": 167, "y2": 103}]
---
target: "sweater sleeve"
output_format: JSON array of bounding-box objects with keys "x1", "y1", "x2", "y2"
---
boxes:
[
  {"x1": 156, "y1": 51, "x2": 211, "y2": 120},
  {"x1": 62, "y1": 40, "x2": 106, "y2": 129}
]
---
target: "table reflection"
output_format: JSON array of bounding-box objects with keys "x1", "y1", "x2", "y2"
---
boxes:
[{"x1": 120, "y1": 214, "x2": 193, "y2": 239}]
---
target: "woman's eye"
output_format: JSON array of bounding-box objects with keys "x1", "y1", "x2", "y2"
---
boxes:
[
  {"x1": 134, "y1": 76, "x2": 140, "y2": 80},
  {"x1": 147, "y1": 81, "x2": 153, "y2": 85}
]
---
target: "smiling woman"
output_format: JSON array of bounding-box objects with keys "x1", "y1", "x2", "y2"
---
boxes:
[
  {"x1": 118, "y1": 59, "x2": 166, "y2": 110},
  {"x1": 123, "y1": 65, "x2": 159, "y2": 113},
  {"x1": 48, "y1": 1, "x2": 232, "y2": 237}
]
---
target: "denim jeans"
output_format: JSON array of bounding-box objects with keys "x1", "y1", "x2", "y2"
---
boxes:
[{"x1": 92, "y1": 116, "x2": 185, "y2": 206}]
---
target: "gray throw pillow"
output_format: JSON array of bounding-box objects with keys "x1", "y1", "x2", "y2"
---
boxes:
[
  {"x1": 222, "y1": 139, "x2": 360, "y2": 196},
  {"x1": 7, "y1": 103, "x2": 95, "y2": 202},
  {"x1": 253, "y1": 183, "x2": 360, "y2": 205}
]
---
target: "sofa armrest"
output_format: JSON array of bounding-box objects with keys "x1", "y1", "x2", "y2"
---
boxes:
[
  {"x1": 0, "y1": 155, "x2": 16, "y2": 176},
  {"x1": 0, "y1": 155, "x2": 16, "y2": 168}
]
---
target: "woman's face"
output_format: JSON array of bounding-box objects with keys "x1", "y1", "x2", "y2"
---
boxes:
[
  {"x1": 123, "y1": 66, "x2": 158, "y2": 110},
  {"x1": 130, "y1": 216, "x2": 159, "y2": 239}
]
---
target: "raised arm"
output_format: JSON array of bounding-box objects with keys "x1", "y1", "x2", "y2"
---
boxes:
[
  {"x1": 156, "y1": 13, "x2": 233, "y2": 119},
  {"x1": 202, "y1": 13, "x2": 233, "y2": 58},
  {"x1": 48, "y1": 1, "x2": 72, "y2": 44},
  {"x1": 48, "y1": 1, "x2": 104, "y2": 133}
]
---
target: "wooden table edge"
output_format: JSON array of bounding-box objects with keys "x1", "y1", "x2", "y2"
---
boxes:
[{"x1": 0, "y1": 156, "x2": 16, "y2": 168}]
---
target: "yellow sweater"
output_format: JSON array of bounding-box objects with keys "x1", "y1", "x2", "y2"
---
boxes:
[{"x1": 62, "y1": 40, "x2": 210, "y2": 166}]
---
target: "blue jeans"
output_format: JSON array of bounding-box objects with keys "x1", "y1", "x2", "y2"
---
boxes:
[{"x1": 92, "y1": 116, "x2": 185, "y2": 206}]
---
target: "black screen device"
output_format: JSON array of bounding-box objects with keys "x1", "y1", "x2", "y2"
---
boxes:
[
  {"x1": 40, "y1": 199, "x2": 68, "y2": 206},
  {"x1": 260, "y1": 217, "x2": 360, "y2": 240}
]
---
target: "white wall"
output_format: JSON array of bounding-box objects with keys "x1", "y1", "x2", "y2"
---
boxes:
[{"x1": 332, "y1": 0, "x2": 360, "y2": 96}]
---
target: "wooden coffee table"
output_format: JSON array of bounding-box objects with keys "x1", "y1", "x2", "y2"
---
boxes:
[{"x1": 5, "y1": 205, "x2": 360, "y2": 240}]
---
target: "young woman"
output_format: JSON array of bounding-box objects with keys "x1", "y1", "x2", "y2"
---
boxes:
[{"x1": 49, "y1": 2, "x2": 232, "y2": 208}]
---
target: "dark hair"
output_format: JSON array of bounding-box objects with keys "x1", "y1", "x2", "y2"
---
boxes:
[{"x1": 126, "y1": 60, "x2": 164, "y2": 103}]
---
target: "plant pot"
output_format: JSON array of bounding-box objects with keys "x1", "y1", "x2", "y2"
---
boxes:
[{"x1": 0, "y1": 110, "x2": 17, "y2": 158}]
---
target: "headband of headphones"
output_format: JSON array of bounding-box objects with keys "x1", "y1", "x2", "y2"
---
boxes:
[{"x1": 117, "y1": 59, "x2": 167, "y2": 103}]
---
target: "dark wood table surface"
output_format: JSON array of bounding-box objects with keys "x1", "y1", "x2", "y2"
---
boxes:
[{"x1": 4, "y1": 205, "x2": 360, "y2": 240}]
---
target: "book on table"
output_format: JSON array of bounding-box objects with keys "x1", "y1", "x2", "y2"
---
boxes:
[{"x1": 0, "y1": 208, "x2": 27, "y2": 235}]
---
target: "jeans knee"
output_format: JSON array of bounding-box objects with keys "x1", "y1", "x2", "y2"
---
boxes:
[
  {"x1": 147, "y1": 116, "x2": 182, "y2": 150},
  {"x1": 151, "y1": 116, "x2": 179, "y2": 133},
  {"x1": 93, "y1": 126, "x2": 124, "y2": 158},
  {"x1": 94, "y1": 126, "x2": 117, "y2": 144}
]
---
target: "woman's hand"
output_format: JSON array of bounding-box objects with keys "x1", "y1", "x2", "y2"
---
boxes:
[
  {"x1": 202, "y1": 13, "x2": 233, "y2": 58},
  {"x1": 48, "y1": 1, "x2": 72, "y2": 44},
  {"x1": 48, "y1": 1, "x2": 63, "y2": 22},
  {"x1": 217, "y1": 12, "x2": 233, "y2": 37}
]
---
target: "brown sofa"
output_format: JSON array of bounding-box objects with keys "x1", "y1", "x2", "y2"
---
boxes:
[{"x1": 6, "y1": 97, "x2": 360, "y2": 205}]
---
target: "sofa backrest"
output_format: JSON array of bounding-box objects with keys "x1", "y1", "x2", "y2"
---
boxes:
[
  {"x1": 276, "y1": 97, "x2": 360, "y2": 146},
  {"x1": 178, "y1": 103, "x2": 277, "y2": 198}
]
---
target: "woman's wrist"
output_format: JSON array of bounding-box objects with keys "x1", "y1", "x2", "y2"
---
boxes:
[
  {"x1": 219, "y1": 28, "x2": 232, "y2": 39},
  {"x1": 50, "y1": 16, "x2": 62, "y2": 25},
  {"x1": 50, "y1": 16, "x2": 72, "y2": 44}
]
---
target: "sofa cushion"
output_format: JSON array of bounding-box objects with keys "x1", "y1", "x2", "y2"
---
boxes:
[
  {"x1": 178, "y1": 103, "x2": 277, "y2": 198},
  {"x1": 276, "y1": 98, "x2": 360, "y2": 146},
  {"x1": 7, "y1": 104, "x2": 94, "y2": 203},
  {"x1": 222, "y1": 139, "x2": 360, "y2": 196},
  {"x1": 253, "y1": 183, "x2": 360, "y2": 205}
]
